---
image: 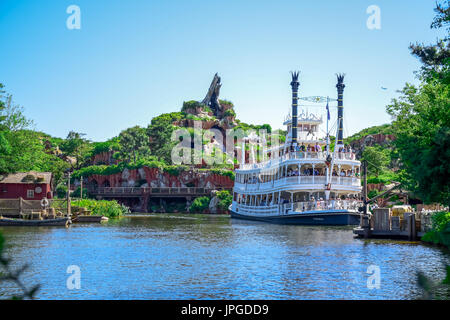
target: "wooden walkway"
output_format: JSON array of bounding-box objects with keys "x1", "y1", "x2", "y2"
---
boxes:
[{"x1": 90, "y1": 187, "x2": 232, "y2": 198}]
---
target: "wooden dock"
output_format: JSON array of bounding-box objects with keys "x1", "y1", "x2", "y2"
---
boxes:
[{"x1": 353, "y1": 208, "x2": 431, "y2": 241}]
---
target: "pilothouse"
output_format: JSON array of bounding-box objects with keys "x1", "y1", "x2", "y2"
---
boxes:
[{"x1": 230, "y1": 72, "x2": 363, "y2": 225}]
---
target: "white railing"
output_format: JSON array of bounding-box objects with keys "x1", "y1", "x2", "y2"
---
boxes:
[
  {"x1": 240, "y1": 151, "x2": 357, "y2": 170},
  {"x1": 290, "y1": 200, "x2": 363, "y2": 212},
  {"x1": 235, "y1": 200, "x2": 363, "y2": 216},
  {"x1": 235, "y1": 176, "x2": 361, "y2": 191},
  {"x1": 236, "y1": 204, "x2": 280, "y2": 216}
]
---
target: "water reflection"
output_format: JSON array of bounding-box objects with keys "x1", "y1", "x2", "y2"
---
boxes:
[{"x1": 1, "y1": 214, "x2": 449, "y2": 300}]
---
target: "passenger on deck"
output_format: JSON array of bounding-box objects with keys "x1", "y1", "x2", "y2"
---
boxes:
[{"x1": 315, "y1": 143, "x2": 322, "y2": 152}]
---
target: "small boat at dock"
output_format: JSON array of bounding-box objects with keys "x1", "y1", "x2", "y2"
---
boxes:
[
  {"x1": 0, "y1": 217, "x2": 71, "y2": 227},
  {"x1": 72, "y1": 215, "x2": 108, "y2": 223}
]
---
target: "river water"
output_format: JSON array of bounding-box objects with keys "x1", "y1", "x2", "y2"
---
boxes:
[{"x1": 0, "y1": 214, "x2": 449, "y2": 300}]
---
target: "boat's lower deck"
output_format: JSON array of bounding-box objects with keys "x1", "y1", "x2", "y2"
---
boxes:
[{"x1": 230, "y1": 209, "x2": 361, "y2": 226}]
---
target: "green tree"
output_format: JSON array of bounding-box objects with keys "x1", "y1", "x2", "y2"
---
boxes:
[
  {"x1": 386, "y1": 1, "x2": 450, "y2": 205},
  {"x1": 409, "y1": 0, "x2": 449, "y2": 82},
  {"x1": 0, "y1": 84, "x2": 70, "y2": 183},
  {"x1": 0, "y1": 85, "x2": 17, "y2": 156},
  {"x1": 147, "y1": 114, "x2": 178, "y2": 164},
  {"x1": 361, "y1": 146, "x2": 391, "y2": 177},
  {"x1": 60, "y1": 131, "x2": 92, "y2": 169},
  {"x1": 0, "y1": 130, "x2": 70, "y2": 181},
  {"x1": 0, "y1": 94, "x2": 33, "y2": 131},
  {"x1": 117, "y1": 126, "x2": 150, "y2": 163}
]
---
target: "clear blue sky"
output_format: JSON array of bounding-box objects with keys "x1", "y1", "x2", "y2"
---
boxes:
[{"x1": 0, "y1": 0, "x2": 444, "y2": 141}]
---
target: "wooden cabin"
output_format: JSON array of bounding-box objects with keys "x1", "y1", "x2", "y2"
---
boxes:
[{"x1": 0, "y1": 171, "x2": 53, "y2": 200}]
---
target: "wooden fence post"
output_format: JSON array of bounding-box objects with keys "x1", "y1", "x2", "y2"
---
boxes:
[
  {"x1": 19, "y1": 197, "x2": 23, "y2": 216},
  {"x1": 411, "y1": 213, "x2": 417, "y2": 241},
  {"x1": 67, "y1": 172, "x2": 71, "y2": 217}
]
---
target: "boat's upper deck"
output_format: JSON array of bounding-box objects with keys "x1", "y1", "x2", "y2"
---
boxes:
[{"x1": 237, "y1": 150, "x2": 360, "y2": 173}]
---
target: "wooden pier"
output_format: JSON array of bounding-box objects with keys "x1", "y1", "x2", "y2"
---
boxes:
[
  {"x1": 353, "y1": 208, "x2": 431, "y2": 241},
  {"x1": 88, "y1": 186, "x2": 232, "y2": 213}
]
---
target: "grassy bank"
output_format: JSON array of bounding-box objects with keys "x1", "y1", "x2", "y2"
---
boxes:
[{"x1": 71, "y1": 199, "x2": 130, "y2": 218}]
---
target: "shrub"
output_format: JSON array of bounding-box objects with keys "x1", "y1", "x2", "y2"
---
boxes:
[
  {"x1": 164, "y1": 165, "x2": 188, "y2": 176},
  {"x1": 366, "y1": 170, "x2": 400, "y2": 184},
  {"x1": 72, "y1": 187, "x2": 89, "y2": 199},
  {"x1": 216, "y1": 190, "x2": 232, "y2": 211},
  {"x1": 72, "y1": 158, "x2": 166, "y2": 179},
  {"x1": 189, "y1": 196, "x2": 210, "y2": 213},
  {"x1": 219, "y1": 99, "x2": 234, "y2": 107},
  {"x1": 223, "y1": 108, "x2": 236, "y2": 117},
  {"x1": 422, "y1": 211, "x2": 450, "y2": 248},
  {"x1": 71, "y1": 199, "x2": 128, "y2": 218},
  {"x1": 368, "y1": 189, "x2": 380, "y2": 199},
  {"x1": 56, "y1": 184, "x2": 67, "y2": 199},
  {"x1": 234, "y1": 122, "x2": 272, "y2": 134},
  {"x1": 182, "y1": 100, "x2": 207, "y2": 113},
  {"x1": 90, "y1": 139, "x2": 120, "y2": 156}
]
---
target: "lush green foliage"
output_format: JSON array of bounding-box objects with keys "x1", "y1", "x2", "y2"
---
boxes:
[
  {"x1": 60, "y1": 131, "x2": 92, "y2": 169},
  {"x1": 216, "y1": 190, "x2": 232, "y2": 211},
  {"x1": 366, "y1": 170, "x2": 401, "y2": 184},
  {"x1": 116, "y1": 126, "x2": 150, "y2": 163},
  {"x1": 0, "y1": 85, "x2": 70, "y2": 184},
  {"x1": 72, "y1": 187, "x2": 89, "y2": 199},
  {"x1": 219, "y1": 99, "x2": 234, "y2": 107},
  {"x1": 198, "y1": 167, "x2": 235, "y2": 180},
  {"x1": 422, "y1": 211, "x2": 450, "y2": 248},
  {"x1": 90, "y1": 138, "x2": 120, "y2": 156},
  {"x1": 181, "y1": 100, "x2": 208, "y2": 113},
  {"x1": 387, "y1": 76, "x2": 449, "y2": 204},
  {"x1": 234, "y1": 121, "x2": 272, "y2": 134},
  {"x1": 71, "y1": 157, "x2": 165, "y2": 179},
  {"x1": 71, "y1": 199, "x2": 129, "y2": 218},
  {"x1": 0, "y1": 130, "x2": 70, "y2": 184},
  {"x1": 189, "y1": 196, "x2": 210, "y2": 213},
  {"x1": 385, "y1": 4, "x2": 449, "y2": 205},
  {"x1": 147, "y1": 113, "x2": 179, "y2": 164},
  {"x1": 361, "y1": 146, "x2": 391, "y2": 177},
  {"x1": 163, "y1": 165, "x2": 188, "y2": 176},
  {"x1": 223, "y1": 108, "x2": 236, "y2": 117},
  {"x1": 55, "y1": 184, "x2": 68, "y2": 199},
  {"x1": 368, "y1": 189, "x2": 380, "y2": 199}
]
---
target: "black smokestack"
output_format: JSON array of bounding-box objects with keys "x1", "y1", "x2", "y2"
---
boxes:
[
  {"x1": 336, "y1": 74, "x2": 345, "y2": 146},
  {"x1": 290, "y1": 71, "x2": 300, "y2": 145}
]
